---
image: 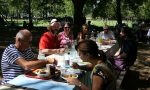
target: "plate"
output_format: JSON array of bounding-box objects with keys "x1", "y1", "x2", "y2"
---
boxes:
[
  {"x1": 61, "y1": 73, "x2": 78, "y2": 80},
  {"x1": 67, "y1": 68, "x2": 81, "y2": 74},
  {"x1": 77, "y1": 62, "x2": 90, "y2": 66},
  {"x1": 25, "y1": 69, "x2": 51, "y2": 80}
]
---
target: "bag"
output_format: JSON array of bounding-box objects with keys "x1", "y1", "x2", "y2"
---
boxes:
[
  {"x1": 109, "y1": 57, "x2": 126, "y2": 71},
  {"x1": 114, "y1": 58, "x2": 126, "y2": 71}
]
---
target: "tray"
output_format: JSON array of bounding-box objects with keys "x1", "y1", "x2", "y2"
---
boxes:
[
  {"x1": 25, "y1": 70, "x2": 52, "y2": 80},
  {"x1": 25, "y1": 69, "x2": 61, "y2": 80}
]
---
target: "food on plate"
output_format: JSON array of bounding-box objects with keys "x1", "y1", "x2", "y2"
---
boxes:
[
  {"x1": 33, "y1": 69, "x2": 45, "y2": 74},
  {"x1": 62, "y1": 74, "x2": 78, "y2": 79},
  {"x1": 33, "y1": 69, "x2": 49, "y2": 78},
  {"x1": 39, "y1": 71, "x2": 47, "y2": 74}
]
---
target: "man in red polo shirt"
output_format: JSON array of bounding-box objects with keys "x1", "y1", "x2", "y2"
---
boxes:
[{"x1": 39, "y1": 19, "x2": 65, "y2": 55}]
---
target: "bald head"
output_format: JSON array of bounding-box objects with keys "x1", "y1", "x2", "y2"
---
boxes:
[
  {"x1": 16, "y1": 29, "x2": 32, "y2": 41},
  {"x1": 15, "y1": 29, "x2": 32, "y2": 51}
]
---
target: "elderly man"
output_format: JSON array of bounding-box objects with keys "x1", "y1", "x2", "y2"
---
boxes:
[
  {"x1": 1, "y1": 29, "x2": 56, "y2": 84},
  {"x1": 100, "y1": 25, "x2": 115, "y2": 40},
  {"x1": 39, "y1": 19, "x2": 65, "y2": 55},
  {"x1": 97, "y1": 25, "x2": 116, "y2": 44}
]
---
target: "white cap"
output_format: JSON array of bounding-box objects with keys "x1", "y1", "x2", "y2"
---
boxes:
[{"x1": 51, "y1": 19, "x2": 57, "y2": 24}]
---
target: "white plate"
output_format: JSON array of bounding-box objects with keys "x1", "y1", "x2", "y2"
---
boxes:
[
  {"x1": 61, "y1": 73, "x2": 78, "y2": 80},
  {"x1": 67, "y1": 68, "x2": 81, "y2": 74},
  {"x1": 77, "y1": 62, "x2": 90, "y2": 66}
]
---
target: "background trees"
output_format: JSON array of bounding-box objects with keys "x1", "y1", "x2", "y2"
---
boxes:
[{"x1": 0, "y1": 0, "x2": 150, "y2": 27}]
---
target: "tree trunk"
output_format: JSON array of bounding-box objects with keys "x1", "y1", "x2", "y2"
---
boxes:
[
  {"x1": 72, "y1": 0, "x2": 87, "y2": 39},
  {"x1": 28, "y1": 0, "x2": 33, "y2": 28},
  {"x1": 116, "y1": 0, "x2": 122, "y2": 25}
]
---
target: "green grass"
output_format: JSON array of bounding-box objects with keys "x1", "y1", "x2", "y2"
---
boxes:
[
  {"x1": 7, "y1": 19, "x2": 49, "y2": 27},
  {"x1": 89, "y1": 19, "x2": 133, "y2": 27},
  {"x1": 7, "y1": 19, "x2": 133, "y2": 27}
]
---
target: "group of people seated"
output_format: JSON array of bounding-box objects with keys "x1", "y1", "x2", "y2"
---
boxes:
[{"x1": 1, "y1": 19, "x2": 137, "y2": 90}]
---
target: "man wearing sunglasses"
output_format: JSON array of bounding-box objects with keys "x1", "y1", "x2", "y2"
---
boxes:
[{"x1": 97, "y1": 25, "x2": 115, "y2": 44}]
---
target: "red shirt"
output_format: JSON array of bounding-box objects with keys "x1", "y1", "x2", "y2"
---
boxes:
[{"x1": 39, "y1": 32, "x2": 60, "y2": 50}]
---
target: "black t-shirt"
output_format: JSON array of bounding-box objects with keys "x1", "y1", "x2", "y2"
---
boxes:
[{"x1": 120, "y1": 38, "x2": 137, "y2": 66}]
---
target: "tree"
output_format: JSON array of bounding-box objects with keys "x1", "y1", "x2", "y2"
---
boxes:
[
  {"x1": 28, "y1": 0, "x2": 33, "y2": 28},
  {"x1": 71, "y1": 0, "x2": 87, "y2": 38},
  {"x1": 116, "y1": 0, "x2": 122, "y2": 25}
]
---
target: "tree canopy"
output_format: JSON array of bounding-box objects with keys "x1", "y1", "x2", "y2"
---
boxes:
[{"x1": 0, "y1": 0, "x2": 150, "y2": 24}]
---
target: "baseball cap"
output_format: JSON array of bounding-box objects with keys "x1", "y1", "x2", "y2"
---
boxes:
[{"x1": 51, "y1": 19, "x2": 57, "y2": 24}]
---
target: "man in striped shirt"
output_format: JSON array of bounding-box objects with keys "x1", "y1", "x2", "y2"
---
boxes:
[{"x1": 1, "y1": 29, "x2": 56, "y2": 84}]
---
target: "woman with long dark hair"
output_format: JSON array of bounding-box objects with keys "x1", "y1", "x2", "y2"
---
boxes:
[{"x1": 67, "y1": 40, "x2": 116, "y2": 90}]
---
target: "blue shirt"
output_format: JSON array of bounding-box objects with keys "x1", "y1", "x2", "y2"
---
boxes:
[{"x1": 1, "y1": 44, "x2": 35, "y2": 84}]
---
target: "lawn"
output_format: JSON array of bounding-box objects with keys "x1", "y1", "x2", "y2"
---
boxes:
[
  {"x1": 89, "y1": 19, "x2": 133, "y2": 27},
  {"x1": 7, "y1": 18, "x2": 133, "y2": 27}
]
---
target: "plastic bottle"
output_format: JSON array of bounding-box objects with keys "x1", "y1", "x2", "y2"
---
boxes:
[
  {"x1": 64, "y1": 52, "x2": 70, "y2": 68},
  {"x1": 90, "y1": 31, "x2": 95, "y2": 41}
]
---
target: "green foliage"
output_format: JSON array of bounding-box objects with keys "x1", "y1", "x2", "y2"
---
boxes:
[
  {"x1": 0, "y1": 0, "x2": 9, "y2": 14},
  {"x1": 63, "y1": 0, "x2": 73, "y2": 16},
  {"x1": 1, "y1": 0, "x2": 150, "y2": 23},
  {"x1": 86, "y1": 0, "x2": 150, "y2": 20}
]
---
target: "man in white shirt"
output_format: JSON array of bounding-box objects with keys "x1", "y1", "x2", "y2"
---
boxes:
[
  {"x1": 97, "y1": 25, "x2": 116, "y2": 45},
  {"x1": 99, "y1": 25, "x2": 115, "y2": 40}
]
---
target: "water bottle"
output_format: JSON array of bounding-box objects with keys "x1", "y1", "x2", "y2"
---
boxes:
[
  {"x1": 64, "y1": 53, "x2": 70, "y2": 68},
  {"x1": 90, "y1": 31, "x2": 95, "y2": 41}
]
